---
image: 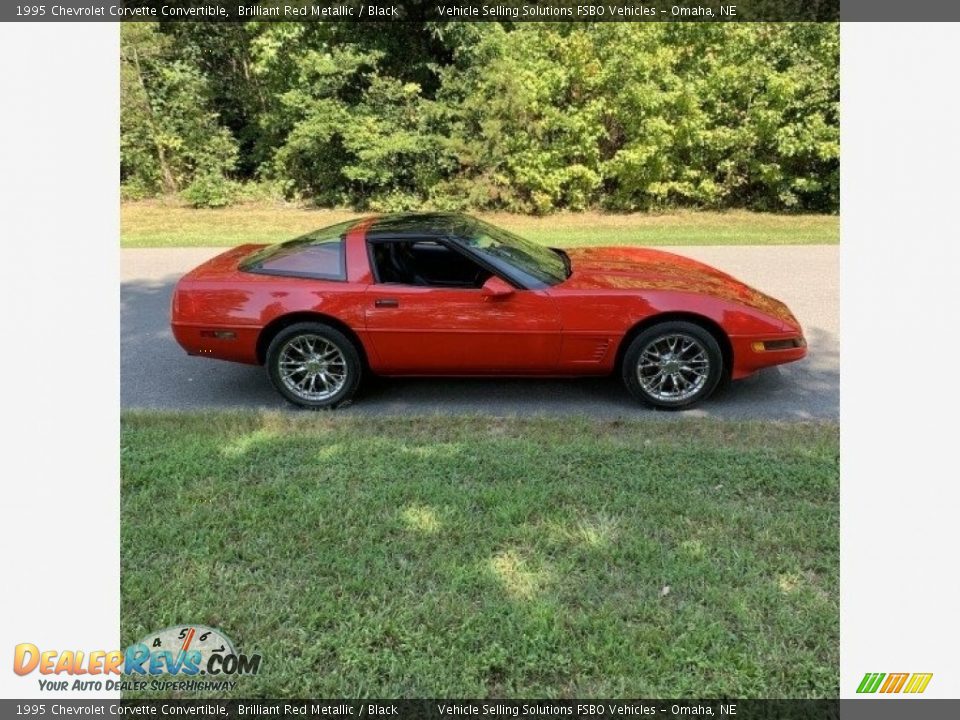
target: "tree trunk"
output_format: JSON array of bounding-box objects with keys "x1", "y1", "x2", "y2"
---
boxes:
[{"x1": 130, "y1": 46, "x2": 177, "y2": 193}]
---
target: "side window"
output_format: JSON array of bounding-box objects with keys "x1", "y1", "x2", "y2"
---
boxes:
[
  {"x1": 257, "y1": 240, "x2": 343, "y2": 278},
  {"x1": 240, "y1": 220, "x2": 351, "y2": 280},
  {"x1": 370, "y1": 240, "x2": 492, "y2": 288}
]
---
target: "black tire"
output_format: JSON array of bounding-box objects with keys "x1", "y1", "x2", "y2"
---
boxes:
[
  {"x1": 265, "y1": 322, "x2": 362, "y2": 409},
  {"x1": 621, "y1": 321, "x2": 724, "y2": 409}
]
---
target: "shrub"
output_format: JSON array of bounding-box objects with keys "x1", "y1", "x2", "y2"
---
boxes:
[{"x1": 181, "y1": 174, "x2": 239, "y2": 208}]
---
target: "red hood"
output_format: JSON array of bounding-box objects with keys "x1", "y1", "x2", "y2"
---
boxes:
[{"x1": 562, "y1": 247, "x2": 800, "y2": 327}]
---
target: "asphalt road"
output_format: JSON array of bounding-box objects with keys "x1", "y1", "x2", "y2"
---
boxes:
[{"x1": 122, "y1": 246, "x2": 838, "y2": 420}]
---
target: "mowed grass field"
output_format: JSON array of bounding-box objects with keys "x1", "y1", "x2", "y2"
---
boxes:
[
  {"x1": 121, "y1": 413, "x2": 838, "y2": 698},
  {"x1": 121, "y1": 200, "x2": 839, "y2": 248}
]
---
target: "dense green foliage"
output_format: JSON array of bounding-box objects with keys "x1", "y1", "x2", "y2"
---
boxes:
[{"x1": 121, "y1": 22, "x2": 838, "y2": 212}]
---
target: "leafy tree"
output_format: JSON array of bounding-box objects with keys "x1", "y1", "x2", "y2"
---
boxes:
[
  {"x1": 119, "y1": 21, "x2": 839, "y2": 213},
  {"x1": 121, "y1": 23, "x2": 239, "y2": 205},
  {"x1": 433, "y1": 23, "x2": 838, "y2": 213}
]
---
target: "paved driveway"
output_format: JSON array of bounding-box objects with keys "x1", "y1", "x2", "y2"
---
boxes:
[{"x1": 121, "y1": 246, "x2": 838, "y2": 420}]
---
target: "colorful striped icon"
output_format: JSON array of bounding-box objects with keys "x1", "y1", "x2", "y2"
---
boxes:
[{"x1": 857, "y1": 672, "x2": 933, "y2": 694}]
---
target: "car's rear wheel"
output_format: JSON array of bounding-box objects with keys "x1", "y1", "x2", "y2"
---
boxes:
[
  {"x1": 622, "y1": 321, "x2": 723, "y2": 409},
  {"x1": 265, "y1": 322, "x2": 361, "y2": 409}
]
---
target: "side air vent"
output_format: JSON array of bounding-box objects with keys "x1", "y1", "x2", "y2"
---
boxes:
[{"x1": 591, "y1": 339, "x2": 611, "y2": 362}]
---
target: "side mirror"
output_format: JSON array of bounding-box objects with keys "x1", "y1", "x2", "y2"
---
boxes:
[{"x1": 481, "y1": 276, "x2": 515, "y2": 299}]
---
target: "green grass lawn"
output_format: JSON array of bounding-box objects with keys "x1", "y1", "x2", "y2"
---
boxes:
[
  {"x1": 121, "y1": 413, "x2": 838, "y2": 698},
  {"x1": 121, "y1": 200, "x2": 839, "y2": 248}
]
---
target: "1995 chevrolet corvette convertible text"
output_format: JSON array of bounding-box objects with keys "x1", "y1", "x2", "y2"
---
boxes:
[{"x1": 171, "y1": 213, "x2": 806, "y2": 409}]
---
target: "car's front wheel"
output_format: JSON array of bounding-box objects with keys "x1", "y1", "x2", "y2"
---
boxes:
[
  {"x1": 265, "y1": 322, "x2": 362, "y2": 409},
  {"x1": 622, "y1": 321, "x2": 724, "y2": 409}
]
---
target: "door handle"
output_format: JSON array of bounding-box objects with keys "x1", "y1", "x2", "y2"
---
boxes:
[{"x1": 375, "y1": 298, "x2": 399, "y2": 308}]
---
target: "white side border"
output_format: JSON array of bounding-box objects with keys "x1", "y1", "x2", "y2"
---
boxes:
[
  {"x1": 841, "y1": 22, "x2": 960, "y2": 699},
  {"x1": 0, "y1": 22, "x2": 121, "y2": 698}
]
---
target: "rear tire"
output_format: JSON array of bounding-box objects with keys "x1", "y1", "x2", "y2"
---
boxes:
[
  {"x1": 622, "y1": 321, "x2": 723, "y2": 409},
  {"x1": 265, "y1": 322, "x2": 361, "y2": 409}
]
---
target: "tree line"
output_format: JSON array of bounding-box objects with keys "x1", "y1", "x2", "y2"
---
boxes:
[{"x1": 121, "y1": 22, "x2": 839, "y2": 213}]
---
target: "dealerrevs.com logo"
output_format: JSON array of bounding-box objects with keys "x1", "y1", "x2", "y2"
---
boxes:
[
  {"x1": 856, "y1": 672, "x2": 933, "y2": 694},
  {"x1": 13, "y1": 625, "x2": 261, "y2": 693}
]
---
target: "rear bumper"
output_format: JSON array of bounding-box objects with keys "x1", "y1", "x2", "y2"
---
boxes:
[
  {"x1": 730, "y1": 333, "x2": 807, "y2": 379},
  {"x1": 171, "y1": 322, "x2": 260, "y2": 365}
]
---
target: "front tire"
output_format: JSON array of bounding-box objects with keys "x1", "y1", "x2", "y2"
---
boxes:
[
  {"x1": 622, "y1": 321, "x2": 723, "y2": 409},
  {"x1": 265, "y1": 322, "x2": 362, "y2": 409}
]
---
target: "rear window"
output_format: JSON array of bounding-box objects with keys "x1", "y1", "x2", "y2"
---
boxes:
[{"x1": 239, "y1": 220, "x2": 354, "y2": 280}]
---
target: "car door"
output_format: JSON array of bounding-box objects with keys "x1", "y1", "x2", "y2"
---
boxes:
[{"x1": 363, "y1": 239, "x2": 562, "y2": 374}]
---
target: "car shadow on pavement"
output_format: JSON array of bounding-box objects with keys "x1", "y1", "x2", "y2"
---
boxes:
[{"x1": 122, "y1": 276, "x2": 838, "y2": 420}]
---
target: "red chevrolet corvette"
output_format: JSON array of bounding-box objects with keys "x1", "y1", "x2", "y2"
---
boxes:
[{"x1": 171, "y1": 213, "x2": 806, "y2": 409}]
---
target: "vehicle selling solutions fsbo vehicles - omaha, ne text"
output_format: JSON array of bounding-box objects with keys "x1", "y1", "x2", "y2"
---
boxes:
[{"x1": 171, "y1": 213, "x2": 806, "y2": 409}]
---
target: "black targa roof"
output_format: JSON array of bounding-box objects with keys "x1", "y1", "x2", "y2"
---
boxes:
[{"x1": 364, "y1": 212, "x2": 477, "y2": 240}]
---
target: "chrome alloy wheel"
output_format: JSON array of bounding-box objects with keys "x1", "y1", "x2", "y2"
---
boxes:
[
  {"x1": 636, "y1": 333, "x2": 711, "y2": 403},
  {"x1": 277, "y1": 334, "x2": 348, "y2": 402}
]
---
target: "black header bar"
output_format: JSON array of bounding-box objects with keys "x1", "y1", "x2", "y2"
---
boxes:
[
  {"x1": 4, "y1": 0, "x2": 845, "y2": 23},
  {"x1": 7, "y1": 0, "x2": 960, "y2": 22}
]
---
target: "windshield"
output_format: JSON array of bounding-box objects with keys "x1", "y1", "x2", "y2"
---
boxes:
[{"x1": 457, "y1": 218, "x2": 569, "y2": 288}]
